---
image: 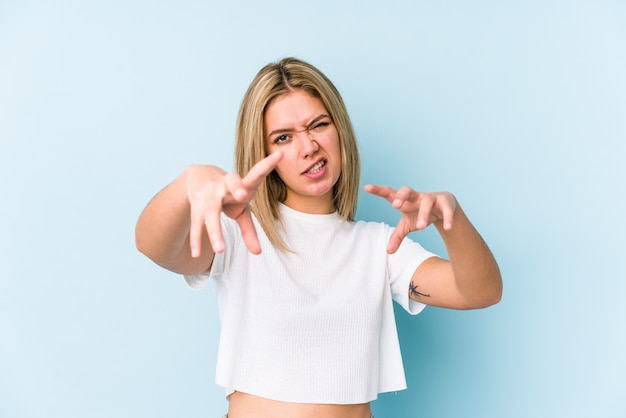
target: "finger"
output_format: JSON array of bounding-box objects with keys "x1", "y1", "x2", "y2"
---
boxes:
[
  {"x1": 242, "y1": 151, "x2": 284, "y2": 190},
  {"x1": 223, "y1": 172, "x2": 248, "y2": 202},
  {"x1": 364, "y1": 184, "x2": 397, "y2": 203},
  {"x1": 437, "y1": 194, "x2": 456, "y2": 230},
  {"x1": 235, "y1": 209, "x2": 262, "y2": 254},
  {"x1": 387, "y1": 221, "x2": 409, "y2": 254},
  {"x1": 392, "y1": 186, "x2": 413, "y2": 209},
  {"x1": 189, "y1": 204, "x2": 205, "y2": 258},
  {"x1": 415, "y1": 195, "x2": 435, "y2": 230},
  {"x1": 203, "y1": 203, "x2": 226, "y2": 253}
]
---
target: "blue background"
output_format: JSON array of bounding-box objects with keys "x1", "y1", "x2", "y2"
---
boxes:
[{"x1": 1, "y1": 1, "x2": 625, "y2": 417}]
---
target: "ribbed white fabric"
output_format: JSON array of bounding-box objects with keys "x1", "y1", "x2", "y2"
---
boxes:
[{"x1": 184, "y1": 204, "x2": 438, "y2": 404}]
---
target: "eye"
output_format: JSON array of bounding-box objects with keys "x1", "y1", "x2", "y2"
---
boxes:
[
  {"x1": 273, "y1": 134, "x2": 290, "y2": 144},
  {"x1": 311, "y1": 121, "x2": 330, "y2": 131}
]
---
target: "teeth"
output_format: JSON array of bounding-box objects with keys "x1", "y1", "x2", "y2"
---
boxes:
[{"x1": 308, "y1": 160, "x2": 325, "y2": 173}]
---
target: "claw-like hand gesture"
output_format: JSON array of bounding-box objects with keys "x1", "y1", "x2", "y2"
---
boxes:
[
  {"x1": 186, "y1": 151, "x2": 283, "y2": 257},
  {"x1": 364, "y1": 185, "x2": 457, "y2": 254}
]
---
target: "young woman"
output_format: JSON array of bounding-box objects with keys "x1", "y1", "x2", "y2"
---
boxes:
[{"x1": 135, "y1": 57, "x2": 502, "y2": 418}]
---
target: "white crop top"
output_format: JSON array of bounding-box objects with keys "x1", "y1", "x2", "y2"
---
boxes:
[{"x1": 184, "y1": 204, "x2": 437, "y2": 404}]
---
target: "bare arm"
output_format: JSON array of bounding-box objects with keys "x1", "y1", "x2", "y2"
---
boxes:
[
  {"x1": 410, "y1": 204, "x2": 502, "y2": 309},
  {"x1": 364, "y1": 185, "x2": 502, "y2": 310},
  {"x1": 135, "y1": 152, "x2": 283, "y2": 276}
]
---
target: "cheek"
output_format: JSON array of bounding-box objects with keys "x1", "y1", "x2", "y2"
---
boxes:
[
  {"x1": 328, "y1": 136, "x2": 342, "y2": 166},
  {"x1": 273, "y1": 158, "x2": 293, "y2": 179}
]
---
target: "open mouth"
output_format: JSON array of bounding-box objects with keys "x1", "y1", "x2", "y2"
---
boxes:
[{"x1": 304, "y1": 159, "x2": 326, "y2": 174}]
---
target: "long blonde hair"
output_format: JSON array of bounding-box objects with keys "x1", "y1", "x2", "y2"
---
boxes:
[{"x1": 235, "y1": 57, "x2": 360, "y2": 251}]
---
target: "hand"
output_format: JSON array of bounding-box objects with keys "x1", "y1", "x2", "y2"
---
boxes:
[
  {"x1": 186, "y1": 151, "x2": 283, "y2": 257},
  {"x1": 364, "y1": 184, "x2": 457, "y2": 254}
]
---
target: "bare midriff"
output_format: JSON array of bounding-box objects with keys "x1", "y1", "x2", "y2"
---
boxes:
[{"x1": 228, "y1": 391, "x2": 371, "y2": 418}]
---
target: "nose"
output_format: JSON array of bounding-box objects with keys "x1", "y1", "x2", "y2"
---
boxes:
[{"x1": 299, "y1": 131, "x2": 319, "y2": 158}]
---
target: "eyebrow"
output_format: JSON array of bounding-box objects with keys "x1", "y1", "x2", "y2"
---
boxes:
[{"x1": 267, "y1": 114, "x2": 331, "y2": 139}]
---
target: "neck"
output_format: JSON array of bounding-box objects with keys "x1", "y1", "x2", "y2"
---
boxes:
[{"x1": 282, "y1": 195, "x2": 334, "y2": 214}]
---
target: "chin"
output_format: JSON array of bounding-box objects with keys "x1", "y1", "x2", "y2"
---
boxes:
[{"x1": 308, "y1": 185, "x2": 335, "y2": 197}]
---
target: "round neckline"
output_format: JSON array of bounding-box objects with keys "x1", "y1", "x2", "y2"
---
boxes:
[{"x1": 278, "y1": 203, "x2": 342, "y2": 224}]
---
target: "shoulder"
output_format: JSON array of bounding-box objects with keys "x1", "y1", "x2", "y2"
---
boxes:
[
  {"x1": 350, "y1": 218, "x2": 392, "y2": 237},
  {"x1": 335, "y1": 219, "x2": 391, "y2": 253}
]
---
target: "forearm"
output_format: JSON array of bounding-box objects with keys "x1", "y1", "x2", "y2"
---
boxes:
[{"x1": 435, "y1": 204, "x2": 502, "y2": 308}]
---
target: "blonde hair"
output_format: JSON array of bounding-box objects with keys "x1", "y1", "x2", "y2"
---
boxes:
[{"x1": 235, "y1": 57, "x2": 360, "y2": 251}]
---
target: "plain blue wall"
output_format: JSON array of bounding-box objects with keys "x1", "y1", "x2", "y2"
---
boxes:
[{"x1": 1, "y1": 1, "x2": 624, "y2": 417}]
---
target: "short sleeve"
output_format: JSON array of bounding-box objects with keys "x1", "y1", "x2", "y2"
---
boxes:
[
  {"x1": 387, "y1": 230, "x2": 439, "y2": 315},
  {"x1": 183, "y1": 271, "x2": 212, "y2": 290}
]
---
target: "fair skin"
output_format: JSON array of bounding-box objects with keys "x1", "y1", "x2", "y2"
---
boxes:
[
  {"x1": 265, "y1": 90, "x2": 342, "y2": 215},
  {"x1": 135, "y1": 89, "x2": 502, "y2": 417}
]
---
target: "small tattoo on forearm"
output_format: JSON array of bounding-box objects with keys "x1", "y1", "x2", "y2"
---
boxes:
[{"x1": 409, "y1": 283, "x2": 430, "y2": 298}]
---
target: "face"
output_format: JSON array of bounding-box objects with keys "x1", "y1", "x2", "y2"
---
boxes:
[{"x1": 264, "y1": 89, "x2": 342, "y2": 214}]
